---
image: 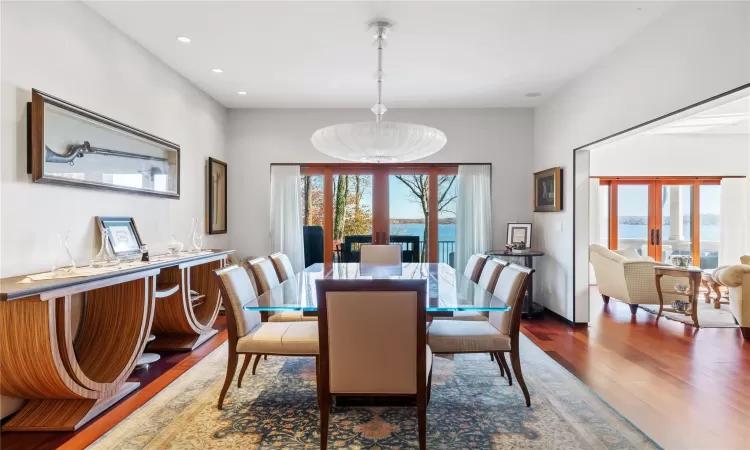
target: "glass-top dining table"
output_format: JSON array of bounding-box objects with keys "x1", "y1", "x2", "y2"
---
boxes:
[{"x1": 244, "y1": 263, "x2": 510, "y2": 316}]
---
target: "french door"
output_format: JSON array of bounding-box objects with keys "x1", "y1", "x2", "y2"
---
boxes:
[
  {"x1": 601, "y1": 177, "x2": 721, "y2": 268},
  {"x1": 299, "y1": 164, "x2": 458, "y2": 265}
]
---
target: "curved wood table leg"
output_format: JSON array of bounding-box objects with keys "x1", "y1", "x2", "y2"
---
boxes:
[
  {"x1": 0, "y1": 274, "x2": 156, "y2": 431},
  {"x1": 149, "y1": 258, "x2": 225, "y2": 351}
]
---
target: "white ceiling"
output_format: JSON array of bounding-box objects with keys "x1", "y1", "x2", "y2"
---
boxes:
[{"x1": 86, "y1": 1, "x2": 673, "y2": 109}]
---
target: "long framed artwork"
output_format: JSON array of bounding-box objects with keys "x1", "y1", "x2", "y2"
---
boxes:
[
  {"x1": 207, "y1": 157, "x2": 227, "y2": 234},
  {"x1": 28, "y1": 89, "x2": 180, "y2": 198},
  {"x1": 534, "y1": 167, "x2": 562, "y2": 212}
]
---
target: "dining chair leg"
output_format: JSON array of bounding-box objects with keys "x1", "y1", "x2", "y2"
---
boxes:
[
  {"x1": 427, "y1": 368, "x2": 433, "y2": 405},
  {"x1": 252, "y1": 354, "x2": 262, "y2": 375},
  {"x1": 499, "y1": 352, "x2": 512, "y2": 386},
  {"x1": 417, "y1": 392, "x2": 427, "y2": 450},
  {"x1": 237, "y1": 354, "x2": 252, "y2": 388},
  {"x1": 510, "y1": 350, "x2": 531, "y2": 407},
  {"x1": 218, "y1": 351, "x2": 238, "y2": 410},
  {"x1": 314, "y1": 356, "x2": 321, "y2": 409},
  {"x1": 490, "y1": 353, "x2": 494, "y2": 362},
  {"x1": 320, "y1": 394, "x2": 330, "y2": 450},
  {"x1": 493, "y1": 352, "x2": 505, "y2": 377},
  {"x1": 264, "y1": 355, "x2": 268, "y2": 360}
]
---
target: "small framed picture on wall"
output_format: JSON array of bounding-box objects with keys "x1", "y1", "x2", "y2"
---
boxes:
[
  {"x1": 207, "y1": 157, "x2": 227, "y2": 235},
  {"x1": 534, "y1": 167, "x2": 562, "y2": 212}
]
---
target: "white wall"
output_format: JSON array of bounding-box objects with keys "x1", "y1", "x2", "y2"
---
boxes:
[
  {"x1": 1, "y1": 2, "x2": 228, "y2": 278},
  {"x1": 591, "y1": 134, "x2": 749, "y2": 177},
  {"x1": 1, "y1": 2, "x2": 228, "y2": 418},
  {"x1": 533, "y1": 1, "x2": 750, "y2": 321},
  {"x1": 226, "y1": 108, "x2": 534, "y2": 258}
]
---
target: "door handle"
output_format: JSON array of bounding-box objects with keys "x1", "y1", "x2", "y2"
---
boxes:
[
  {"x1": 650, "y1": 229, "x2": 655, "y2": 245},
  {"x1": 656, "y1": 229, "x2": 661, "y2": 245}
]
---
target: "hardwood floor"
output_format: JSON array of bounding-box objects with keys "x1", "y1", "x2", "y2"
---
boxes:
[
  {"x1": 3, "y1": 295, "x2": 749, "y2": 449},
  {"x1": 521, "y1": 287, "x2": 750, "y2": 450}
]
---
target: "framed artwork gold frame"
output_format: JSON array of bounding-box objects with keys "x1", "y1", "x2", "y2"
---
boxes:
[
  {"x1": 207, "y1": 157, "x2": 227, "y2": 235},
  {"x1": 534, "y1": 167, "x2": 562, "y2": 212}
]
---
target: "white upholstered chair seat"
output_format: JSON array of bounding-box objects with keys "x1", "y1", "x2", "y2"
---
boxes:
[
  {"x1": 268, "y1": 311, "x2": 318, "y2": 322},
  {"x1": 433, "y1": 311, "x2": 488, "y2": 321},
  {"x1": 427, "y1": 320, "x2": 510, "y2": 353},
  {"x1": 237, "y1": 321, "x2": 319, "y2": 355}
]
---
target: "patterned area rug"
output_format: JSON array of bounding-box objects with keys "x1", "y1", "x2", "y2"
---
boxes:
[
  {"x1": 92, "y1": 336, "x2": 658, "y2": 449},
  {"x1": 639, "y1": 302, "x2": 737, "y2": 328}
]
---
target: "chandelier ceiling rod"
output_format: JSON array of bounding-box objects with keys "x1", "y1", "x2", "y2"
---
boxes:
[{"x1": 370, "y1": 20, "x2": 390, "y2": 123}]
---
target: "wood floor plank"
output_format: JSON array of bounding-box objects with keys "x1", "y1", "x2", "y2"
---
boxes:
[{"x1": 520, "y1": 288, "x2": 750, "y2": 449}]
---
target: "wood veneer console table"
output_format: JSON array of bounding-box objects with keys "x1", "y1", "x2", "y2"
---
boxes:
[{"x1": 0, "y1": 249, "x2": 232, "y2": 432}]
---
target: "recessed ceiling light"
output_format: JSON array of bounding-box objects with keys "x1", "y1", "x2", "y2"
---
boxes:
[
  {"x1": 237, "y1": 91, "x2": 247, "y2": 95},
  {"x1": 176, "y1": 36, "x2": 191, "y2": 43},
  {"x1": 211, "y1": 68, "x2": 223, "y2": 73},
  {"x1": 525, "y1": 92, "x2": 542, "y2": 98}
]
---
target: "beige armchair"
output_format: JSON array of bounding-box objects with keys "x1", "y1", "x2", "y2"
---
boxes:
[
  {"x1": 714, "y1": 262, "x2": 750, "y2": 340},
  {"x1": 428, "y1": 264, "x2": 534, "y2": 407},
  {"x1": 590, "y1": 244, "x2": 681, "y2": 315},
  {"x1": 213, "y1": 265, "x2": 319, "y2": 409},
  {"x1": 315, "y1": 278, "x2": 432, "y2": 449}
]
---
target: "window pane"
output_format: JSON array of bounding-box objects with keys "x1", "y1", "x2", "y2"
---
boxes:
[
  {"x1": 300, "y1": 175, "x2": 324, "y2": 266},
  {"x1": 617, "y1": 185, "x2": 649, "y2": 256},
  {"x1": 438, "y1": 175, "x2": 458, "y2": 266},
  {"x1": 333, "y1": 174, "x2": 373, "y2": 262},
  {"x1": 390, "y1": 174, "x2": 428, "y2": 262},
  {"x1": 699, "y1": 185, "x2": 720, "y2": 269},
  {"x1": 662, "y1": 185, "x2": 692, "y2": 263}
]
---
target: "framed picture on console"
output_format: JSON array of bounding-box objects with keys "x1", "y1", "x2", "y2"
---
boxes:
[
  {"x1": 507, "y1": 223, "x2": 532, "y2": 248},
  {"x1": 207, "y1": 157, "x2": 227, "y2": 234},
  {"x1": 96, "y1": 216, "x2": 143, "y2": 257}
]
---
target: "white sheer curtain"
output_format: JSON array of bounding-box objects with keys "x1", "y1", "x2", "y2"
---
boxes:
[
  {"x1": 719, "y1": 178, "x2": 749, "y2": 265},
  {"x1": 270, "y1": 165, "x2": 305, "y2": 273},
  {"x1": 455, "y1": 165, "x2": 492, "y2": 273}
]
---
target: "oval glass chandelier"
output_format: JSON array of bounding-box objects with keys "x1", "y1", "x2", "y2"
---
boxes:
[{"x1": 311, "y1": 20, "x2": 447, "y2": 163}]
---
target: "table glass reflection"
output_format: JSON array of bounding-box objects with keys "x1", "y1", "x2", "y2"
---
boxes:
[{"x1": 242, "y1": 263, "x2": 509, "y2": 314}]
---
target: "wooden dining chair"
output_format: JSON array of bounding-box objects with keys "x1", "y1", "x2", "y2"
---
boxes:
[
  {"x1": 435, "y1": 258, "x2": 507, "y2": 323},
  {"x1": 269, "y1": 252, "x2": 295, "y2": 281},
  {"x1": 359, "y1": 244, "x2": 402, "y2": 265},
  {"x1": 427, "y1": 264, "x2": 534, "y2": 406},
  {"x1": 249, "y1": 257, "x2": 281, "y2": 295},
  {"x1": 316, "y1": 278, "x2": 433, "y2": 450},
  {"x1": 213, "y1": 265, "x2": 319, "y2": 410},
  {"x1": 463, "y1": 254, "x2": 488, "y2": 282},
  {"x1": 250, "y1": 256, "x2": 314, "y2": 324},
  {"x1": 477, "y1": 258, "x2": 507, "y2": 293}
]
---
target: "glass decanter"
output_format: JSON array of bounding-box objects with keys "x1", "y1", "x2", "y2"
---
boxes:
[
  {"x1": 167, "y1": 233, "x2": 184, "y2": 255},
  {"x1": 51, "y1": 229, "x2": 77, "y2": 277},
  {"x1": 188, "y1": 218, "x2": 203, "y2": 253},
  {"x1": 90, "y1": 227, "x2": 120, "y2": 268}
]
